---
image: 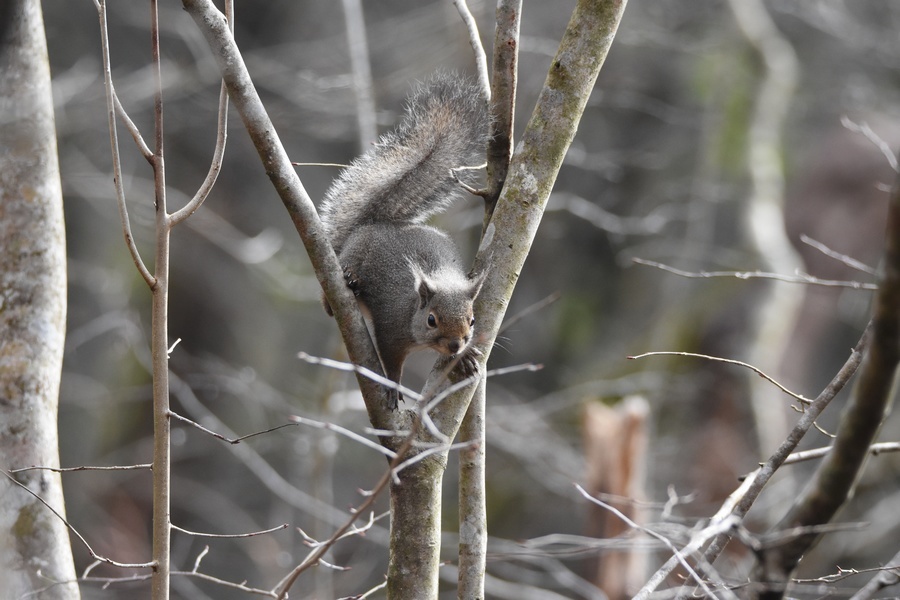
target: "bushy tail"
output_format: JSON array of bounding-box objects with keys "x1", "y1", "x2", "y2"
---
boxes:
[{"x1": 320, "y1": 72, "x2": 489, "y2": 253}]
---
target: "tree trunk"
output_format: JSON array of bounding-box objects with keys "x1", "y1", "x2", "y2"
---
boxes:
[{"x1": 0, "y1": 0, "x2": 80, "y2": 597}]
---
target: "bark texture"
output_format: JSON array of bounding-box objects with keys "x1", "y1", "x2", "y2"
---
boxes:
[{"x1": 0, "y1": 0, "x2": 79, "y2": 597}]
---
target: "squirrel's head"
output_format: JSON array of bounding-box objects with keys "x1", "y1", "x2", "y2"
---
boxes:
[{"x1": 408, "y1": 262, "x2": 487, "y2": 357}]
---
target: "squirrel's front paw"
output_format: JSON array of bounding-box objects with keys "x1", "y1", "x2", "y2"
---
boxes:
[
  {"x1": 385, "y1": 387, "x2": 402, "y2": 410},
  {"x1": 342, "y1": 265, "x2": 362, "y2": 296},
  {"x1": 456, "y1": 345, "x2": 482, "y2": 378}
]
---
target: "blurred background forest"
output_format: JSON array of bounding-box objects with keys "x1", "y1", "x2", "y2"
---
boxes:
[{"x1": 44, "y1": 0, "x2": 900, "y2": 598}]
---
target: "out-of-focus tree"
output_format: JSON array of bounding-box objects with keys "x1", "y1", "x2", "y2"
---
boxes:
[{"x1": 0, "y1": 0, "x2": 79, "y2": 597}]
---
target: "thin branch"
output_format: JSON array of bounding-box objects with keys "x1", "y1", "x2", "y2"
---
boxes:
[
  {"x1": 2, "y1": 469, "x2": 155, "y2": 570},
  {"x1": 10, "y1": 463, "x2": 151, "y2": 474},
  {"x1": 800, "y1": 234, "x2": 878, "y2": 275},
  {"x1": 171, "y1": 522, "x2": 288, "y2": 539},
  {"x1": 272, "y1": 415, "x2": 424, "y2": 599},
  {"x1": 112, "y1": 89, "x2": 152, "y2": 159},
  {"x1": 168, "y1": 409, "x2": 296, "y2": 444},
  {"x1": 392, "y1": 440, "x2": 477, "y2": 479},
  {"x1": 340, "y1": 0, "x2": 377, "y2": 150},
  {"x1": 637, "y1": 323, "x2": 871, "y2": 597},
  {"x1": 59, "y1": 569, "x2": 277, "y2": 598},
  {"x1": 848, "y1": 546, "x2": 900, "y2": 600},
  {"x1": 841, "y1": 116, "x2": 899, "y2": 173},
  {"x1": 169, "y1": 80, "x2": 229, "y2": 226},
  {"x1": 347, "y1": 580, "x2": 387, "y2": 599},
  {"x1": 299, "y1": 350, "x2": 539, "y2": 441},
  {"x1": 453, "y1": 0, "x2": 490, "y2": 99},
  {"x1": 274, "y1": 353, "x2": 536, "y2": 598},
  {"x1": 701, "y1": 322, "x2": 872, "y2": 571},
  {"x1": 752, "y1": 155, "x2": 900, "y2": 593},
  {"x1": 628, "y1": 351, "x2": 810, "y2": 404},
  {"x1": 499, "y1": 291, "x2": 561, "y2": 334},
  {"x1": 297, "y1": 351, "x2": 422, "y2": 403},
  {"x1": 289, "y1": 416, "x2": 397, "y2": 458},
  {"x1": 296, "y1": 511, "x2": 381, "y2": 548},
  {"x1": 576, "y1": 484, "x2": 738, "y2": 600},
  {"x1": 291, "y1": 161, "x2": 349, "y2": 169},
  {"x1": 95, "y1": 0, "x2": 153, "y2": 286},
  {"x1": 633, "y1": 257, "x2": 877, "y2": 290},
  {"x1": 483, "y1": 0, "x2": 522, "y2": 214},
  {"x1": 181, "y1": 0, "x2": 393, "y2": 428},
  {"x1": 171, "y1": 569, "x2": 277, "y2": 597}
]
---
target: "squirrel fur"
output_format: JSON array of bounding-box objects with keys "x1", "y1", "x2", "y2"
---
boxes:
[{"x1": 320, "y1": 73, "x2": 490, "y2": 409}]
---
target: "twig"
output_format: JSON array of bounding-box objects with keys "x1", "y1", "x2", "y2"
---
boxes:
[
  {"x1": 483, "y1": 0, "x2": 521, "y2": 215},
  {"x1": 575, "y1": 484, "x2": 738, "y2": 600},
  {"x1": 272, "y1": 417, "x2": 423, "y2": 599},
  {"x1": 800, "y1": 234, "x2": 877, "y2": 275},
  {"x1": 289, "y1": 416, "x2": 398, "y2": 459},
  {"x1": 112, "y1": 88, "x2": 152, "y2": 159},
  {"x1": 10, "y1": 463, "x2": 151, "y2": 474},
  {"x1": 340, "y1": 0, "x2": 377, "y2": 150},
  {"x1": 751, "y1": 155, "x2": 900, "y2": 588},
  {"x1": 637, "y1": 323, "x2": 871, "y2": 597},
  {"x1": 171, "y1": 522, "x2": 288, "y2": 539},
  {"x1": 297, "y1": 352, "x2": 422, "y2": 404},
  {"x1": 499, "y1": 291, "x2": 561, "y2": 334},
  {"x1": 848, "y1": 546, "x2": 900, "y2": 600},
  {"x1": 633, "y1": 257, "x2": 877, "y2": 290},
  {"x1": 453, "y1": 0, "x2": 490, "y2": 100},
  {"x1": 2, "y1": 469, "x2": 155, "y2": 570},
  {"x1": 168, "y1": 409, "x2": 296, "y2": 444},
  {"x1": 168, "y1": 77, "x2": 229, "y2": 225},
  {"x1": 841, "y1": 116, "x2": 899, "y2": 173},
  {"x1": 95, "y1": 0, "x2": 153, "y2": 286},
  {"x1": 296, "y1": 511, "x2": 381, "y2": 548},
  {"x1": 628, "y1": 351, "x2": 809, "y2": 404}
]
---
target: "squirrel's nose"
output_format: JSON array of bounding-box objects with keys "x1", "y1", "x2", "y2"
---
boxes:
[{"x1": 447, "y1": 340, "x2": 462, "y2": 354}]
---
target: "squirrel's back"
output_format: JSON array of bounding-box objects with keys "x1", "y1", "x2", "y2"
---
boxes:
[{"x1": 319, "y1": 72, "x2": 489, "y2": 254}]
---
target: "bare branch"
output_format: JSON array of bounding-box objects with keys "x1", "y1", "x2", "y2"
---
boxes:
[
  {"x1": 483, "y1": 0, "x2": 522, "y2": 215},
  {"x1": 499, "y1": 291, "x2": 561, "y2": 334},
  {"x1": 800, "y1": 234, "x2": 878, "y2": 275},
  {"x1": 10, "y1": 463, "x2": 151, "y2": 474},
  {"x1": 2, "y1": 469, "x2": 155, "y2": 571},
  {"x1": 633, "y1": 257, "x2": 877, "y2": 290},
  {"x1": 289, "y1": 416, "x2": 398, "y2": 459},
  {"x1": 167, "y1": 409, "x2": 296, "y2": 444},
  {"x1": 637, "y1": 323, "x2": 871, "y2": 597},
  {"x1": 848, "y1": 546, "x2": 900, "y2": 600},
  {"x1": 95, "y1": 0, "x2": 153, "y2": 286},
  {"x1": 171, "y1": 522, "x2": 288, "y2": 539},
  {"x1": 841, "y1": 116, "x2": 899, "y2": 173},
  {"x1": 576, "y1": 484, "x2": 739, "y2": 600},
  {"x1": 697, "y1": 321, "x2": 872, "y2": 575},
  {"x1": 453, "y1": 0, "x2": 490, "y2": 99},
  {"x1": 168, "y1": 79, "x2": 229, "y2": 226},
  {"x1": 112, "y1": 89, "x2": 152, "y2": 160},
  {"x1": 752, "y1": 156, "x2": 900, "y2": 593},
  {"x1": 297, "y1": 351, "x2": 422, "y2": 404},
  {"x1": 628, "y1": 351, "x2": 810, "y2": 404},
  {"x1": 340, "y1": 0, "x2": 377, "y2": 150},
  {"x1": 180, "y1": 0, "x2": 393, "y2": 428}
]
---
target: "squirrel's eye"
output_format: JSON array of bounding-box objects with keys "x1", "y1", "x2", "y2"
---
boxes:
[
  {"x1": 470, "y1": 317, "x2": 475, "y2": 327},
  {"x1": 427, "y1": 314, "x2": 437, "y2": 328}
]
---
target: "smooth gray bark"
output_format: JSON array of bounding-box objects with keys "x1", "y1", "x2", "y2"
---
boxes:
[{"x1": 0, "y1": 0, "x2": 80, "y2": 597}]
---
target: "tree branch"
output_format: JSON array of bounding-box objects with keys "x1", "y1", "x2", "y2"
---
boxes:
[
  {"x1": 179, "y1": 0, "x2": 396, "y2": 431},
  {"x1": 751, "y1": 155, "x2": 900, "y2": 597}
]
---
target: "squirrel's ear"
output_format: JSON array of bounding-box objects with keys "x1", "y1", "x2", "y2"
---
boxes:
[
  {"x1": 467, "y1": 267, "x2": 488, "y2": 300},
  {"x1": 407, "y1": 258, "x2": 436, "y2": 308}
]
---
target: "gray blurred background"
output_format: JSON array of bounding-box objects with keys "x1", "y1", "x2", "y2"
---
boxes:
[{"x1": 46, "y1": 0, "x2": 900, "y2": 597}]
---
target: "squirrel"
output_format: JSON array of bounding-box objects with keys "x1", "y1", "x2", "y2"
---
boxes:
[{"x1": 319, "y1": 72, "x2": 490, "y2": 409}]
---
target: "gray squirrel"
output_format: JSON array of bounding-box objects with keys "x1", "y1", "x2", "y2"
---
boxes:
[{"x1": 320, "y1": 73, "x2": 490, "y2": 409}]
